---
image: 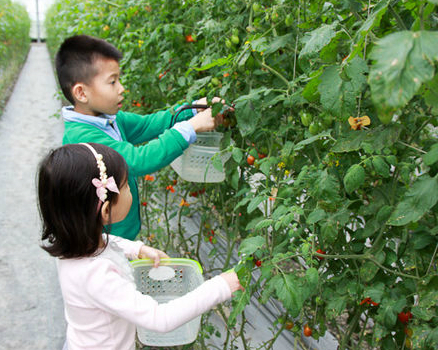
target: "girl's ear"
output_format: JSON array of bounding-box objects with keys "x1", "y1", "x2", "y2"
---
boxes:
[
  {"x1": 100, "y1": 201, "x2": 111, "y2": 225},
  {"x1": 71, "y1": 83, "x2": 88, "y2": 103}
]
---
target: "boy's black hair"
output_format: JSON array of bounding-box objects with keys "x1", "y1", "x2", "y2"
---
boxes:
[
  {"x1": 55, "y1": 35, "x2": 123, "y2": 104},
  {"x1": 37, "y1": 143, "x2": 128, "y2": 259}
]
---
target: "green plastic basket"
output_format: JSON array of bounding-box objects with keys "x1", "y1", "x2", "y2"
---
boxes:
[{"x1": 130, "y1": 258, "x2": 204, "y2": 346}]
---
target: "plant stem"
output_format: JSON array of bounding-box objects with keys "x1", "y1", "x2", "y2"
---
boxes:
[
  {"x1": 339, "y1": 307, "x2": 362, "y2": 350},
  {"x1": 265, "y1": 323, "x2": 285, "y2": 350},
  {"x1": 102, "y1": 0, "x2": 121, "y2": 7},
  {"x1": 397, "y1": 140, "x2": 427, "y2": 154},
  {"x1": 388, "y1": 3, "x2": 408, "y2": 30},
  {"x1": 425, "y1": 243, "x2": 438, "y2": 275}
]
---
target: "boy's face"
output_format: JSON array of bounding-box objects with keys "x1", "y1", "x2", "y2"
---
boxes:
[{"x1": 76, "y1": 58, "x2": 124, "y2": 116}]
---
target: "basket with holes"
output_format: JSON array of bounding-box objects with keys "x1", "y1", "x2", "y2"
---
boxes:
[
  {"x1": 170, "y1": 131, "x2": 232, "y2": 183},
  {"x1": 130, "y1": 258, "x2": 204, "y2": 346}
]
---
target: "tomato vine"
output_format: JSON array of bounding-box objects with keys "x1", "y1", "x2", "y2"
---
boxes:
[{"x1": 46, "y1": 1, "x2": 438, "y2": 349}]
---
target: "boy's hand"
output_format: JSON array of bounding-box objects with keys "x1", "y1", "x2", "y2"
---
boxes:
[
  {"x1": 139, "y1": 245, "x2": 169, "y2": 268},
  {"x1": 189, "y1": 96, "x2": 233, "y2": 132},
  {"x1": 196, "y1": 96, "x2": 225, "y2": 112},
  {"x1": 189, "y1": 108, "x2": 220, "y2": 132}
]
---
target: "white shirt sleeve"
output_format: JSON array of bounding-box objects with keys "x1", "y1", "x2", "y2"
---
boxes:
[
  {"x1": 83, "y1": 258, "x2": 232, "y2": 333},
  {"x1": 106, "y1": 234, "x2": 144, "y2": 260}
]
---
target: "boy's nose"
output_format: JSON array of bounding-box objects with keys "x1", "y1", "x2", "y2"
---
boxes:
[{"x1": 119, "y1": 82, "x2": 125, "y2": 94}]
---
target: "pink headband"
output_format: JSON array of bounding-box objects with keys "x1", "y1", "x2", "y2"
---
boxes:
[{"x1": 81, "y1": 143, "x2": 120, "y2": 210}]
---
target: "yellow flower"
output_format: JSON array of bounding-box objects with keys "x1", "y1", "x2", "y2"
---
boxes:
[
  {"x1": 179, "y1": 199, "x2": 190, "y2": 207},
  {"x1": 284, "y1": 170, "x2": 290, "y2": 176},
  {"x1": 103, "y1": 25, "x2": 110, "y2": 31},
  {"x1": 348, "y1": 115, "x2": 370, "y2": 130},
  {"x1": 278, "y1": 162, "x2": 285, "y2": 169},
  {"x1": 335, "y1": 160, "x2": 340, "y2": 167}
]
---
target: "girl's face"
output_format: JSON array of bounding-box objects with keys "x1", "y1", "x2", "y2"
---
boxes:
[{"x1": 109, "y1": 179, "x2": 132, "y2": 224}]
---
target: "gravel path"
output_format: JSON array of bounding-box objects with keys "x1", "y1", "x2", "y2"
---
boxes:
[{"x1": 0, "y1": 43, "x2": 65, "y2": 350}]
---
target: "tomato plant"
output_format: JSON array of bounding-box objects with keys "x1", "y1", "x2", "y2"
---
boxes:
[
  {"x1": 0, "y1": 0, "x2": 30, "y2": 114},
  {"x1": 46, "y1": 1, "x2": 438, "y2": 349}
]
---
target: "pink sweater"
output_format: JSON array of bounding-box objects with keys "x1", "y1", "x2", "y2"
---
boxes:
[{"x1": 57, "y1": 235, "x2": 232, "y2": 350}]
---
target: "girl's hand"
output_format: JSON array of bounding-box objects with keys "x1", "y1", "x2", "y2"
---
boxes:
[
  {"x1": 220, "y1": 271, "x2": 244, "y2": 294},
  {"x1": 139, "y1": 245, "x2": 169, "y2": 268}
]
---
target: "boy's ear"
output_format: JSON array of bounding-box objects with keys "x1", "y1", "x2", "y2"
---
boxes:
[
  {"x1": 100, "y1": 201, "x2": 111, "y2": 225},
  {"x1": 71, "y1": 83, "x2": 88, "y2": 103}
]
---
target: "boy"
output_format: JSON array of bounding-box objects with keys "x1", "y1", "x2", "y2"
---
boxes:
[{"x1": 56, "y1": 34, "x2": 225, "y2": 240}]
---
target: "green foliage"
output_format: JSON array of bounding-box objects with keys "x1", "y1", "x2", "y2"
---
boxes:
[
  {"x1": 45, "y1": 0, "x2": 438, "y2": 349},
  {"x1": 0, "y1": 0, "x2": 30, "y2": 114}
]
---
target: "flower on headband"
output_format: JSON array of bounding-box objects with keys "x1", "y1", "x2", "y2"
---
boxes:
[
  {"x1": 166, "y1": 185, "x2": 175, "y2": 193},
  {"x1": 92, "y1": 153, "x2": 120, "y2": 202},
  {"x1": 348, "y1": 115, "x2": 370, "y2": 130},
  {"x1": 81, "y1": 144, "x2": 120, "y2": 204},
  {"x1": 144, "y1": 174, "x2": 155, "y2": 181}
]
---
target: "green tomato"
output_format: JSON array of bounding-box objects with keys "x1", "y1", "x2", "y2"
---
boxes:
[
  {"x1": 309, "y1": 122, "x2": 321, "y2": 135},
  {"x1": 232, "y1": 28, "x2": 239, "y2": 36},
  {"x1": 246, "y1": 55, "x2": 255, "y2": 69},
  {"x1": 300, "y1": 111, "x2": 312, "y2": 127},
  {"x1": 231, "y1": 34, "x2": 240, "y2": 45},
  {"x1": 378, "y1": 112, "x2": 392, "y2": 124},
  {"x1": 321, "y1": 113, "x2": 333, "y2": 127},
  {"x1": 225, "y1": 39, "x2": 232, "y2": 48},
  {"x1": 285, "y1": 14, "x2": 293, "y2": 27},
  {"x1": 271, "y1": 11, "x2": 280, "y2": 22},
  {"x1": 252, "y1": 3, "x2": 261, "y2": 12},
  {"x1": 211, "y1": 77, "x2": 220, "y2": 86}
]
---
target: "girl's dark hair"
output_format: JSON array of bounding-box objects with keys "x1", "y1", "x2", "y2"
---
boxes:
[
  {"x1": 37, "y1": 143, "x2": 128, "y2": 259},
  {"x1": 55, "y1": 35, "x2": 123, "y2": 104}
]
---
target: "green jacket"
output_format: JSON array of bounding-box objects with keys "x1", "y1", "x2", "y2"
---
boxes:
[{"x1": 62, "y1": 106, "x2": 194, "y2": 240}]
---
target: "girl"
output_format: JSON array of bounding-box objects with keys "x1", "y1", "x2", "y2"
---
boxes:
[{"x1": 37, "y1": 143, "x2": 242, "y2": 350}]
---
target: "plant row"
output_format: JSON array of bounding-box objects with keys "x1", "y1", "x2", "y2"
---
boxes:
[{"x1": 0, "y1": 0, "x2": 30, "y2": 114}]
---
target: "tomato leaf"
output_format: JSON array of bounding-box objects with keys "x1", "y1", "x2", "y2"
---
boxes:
[
  {"x1": 388, "y1": 174, "x2": 438, "y2": 226},
  {"x1": 234, "y1": 88, "x2": 265, "y2": 136},
  {"x1": 305, "y1": 267, "x2": 319, "y2": 289},
  {"x1": 307, "y1": 208, "x2": 326, "y2": 224},
  {"x1": 343, "y1": 164, "x2": 365, "y2": 194},
  {"x1": 369, "y1": 30, "x2": 438, "y2": 110},
  {"x1": 349, "y1": 0, "x2": 389, "y2": 60},
  {"x1": 318, "y1": 57, "x2": 368, "y2": 118},
  {"x1": 274, "y1": 274, "x2": 302, "y2": 317},
  {"x1": 238, "y1": 236, "x2": 265, "y2": 256},
  {"x1": 299, "y1": 22, "x2": 338, "y2": 58},
  {"x1": 247, "y1": 195, "x2": 265, "y2": 213},
  {"x1": 423, "y1": 143, "x2": 438, "y2": 166},
  {"x1": 228, "y1": 290, "x2": 251, "y2": 327},
  {"x1": 193, "y1": 55, "x2": 232, "y2": 71},
  {"x1": 372, "y1": 156, "x2": 390, "y2": 178}
]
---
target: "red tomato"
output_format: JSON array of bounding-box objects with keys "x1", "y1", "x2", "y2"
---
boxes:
[
  {"x1": 185, "y1": 34, "x2": 195, "y2": 42},
  {"x1": 255, "y1": 260, "x2": 262, "y2": 267},
  {"x1": 285, "y1": 321, "x2": 294, "y2": 330},
  {"x1": 247, "y1": 155, "x2": 255, "y2": 165},
  {"x1": 316, "y1": 249, "x2": 326, "y2": 260},
  {"x1": 303, "y1": 324, "x2": 312, "y2": 337},
  {"x1": 398, "y1": 311, "x2": 413, "y2": 324}
]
